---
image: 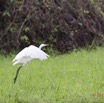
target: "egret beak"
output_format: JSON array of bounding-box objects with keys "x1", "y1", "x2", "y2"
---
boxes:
[{"x1": 45, "y1": 44, "x2": 49, "y2": 46}]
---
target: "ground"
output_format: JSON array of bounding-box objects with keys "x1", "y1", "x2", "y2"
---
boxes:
[{"x1": 0, "y1": 47, "x2": 104, "y2": 103}]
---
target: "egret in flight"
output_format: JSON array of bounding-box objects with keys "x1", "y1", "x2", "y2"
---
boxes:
[{"x1": 12, "y1": 44, "x2": 49, "y2": 83}]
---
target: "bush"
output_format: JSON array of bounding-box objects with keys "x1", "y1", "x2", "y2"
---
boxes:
[{"x1": 0, "y1": 0, "x2": 104, "y2": 52}]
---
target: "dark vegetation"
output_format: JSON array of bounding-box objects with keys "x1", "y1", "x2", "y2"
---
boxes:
[{"x1": 0, "y1": 0, "x2": 104, "y2": 53}]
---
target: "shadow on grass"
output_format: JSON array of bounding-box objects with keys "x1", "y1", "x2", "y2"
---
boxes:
[{"x1": 14, "y1": 98, "x2": 41, "y2": 103}]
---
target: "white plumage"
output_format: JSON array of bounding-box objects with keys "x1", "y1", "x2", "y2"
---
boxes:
[
  {"x1": 13, "y1": 44, "x2": 49, "y2": 66},
  {"x1": 13, "y1": 44, "x2": 49, "y2": 83}
]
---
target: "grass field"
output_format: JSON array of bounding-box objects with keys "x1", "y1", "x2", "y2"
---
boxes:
[{"x1": 0, "y1": 47, "x2": 104, "y2": 103}]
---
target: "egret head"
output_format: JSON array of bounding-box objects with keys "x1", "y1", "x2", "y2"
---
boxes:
[{"x1": 39, "y1": 44, "x2": 49, "y2": 49}]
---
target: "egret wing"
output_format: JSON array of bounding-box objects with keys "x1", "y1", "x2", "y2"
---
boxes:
[
  {"x1": 12, "y1": 47, "x2": 29, "y2": 62},
  {"x1": 27, "y1": 45, "x2": 49, "y2": 60},
  {"x1": 13, "y1": 45, "x2": 49, "y2": 65}
]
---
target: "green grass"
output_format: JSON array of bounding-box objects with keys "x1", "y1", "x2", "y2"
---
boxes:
[{"x1": 0, "y1": 47, "x2": 104, "y2": 103}]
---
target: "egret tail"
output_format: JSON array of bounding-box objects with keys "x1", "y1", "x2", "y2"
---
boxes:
[{"x1": 14, "y1": 65, "x2": 22, "y2": 83}]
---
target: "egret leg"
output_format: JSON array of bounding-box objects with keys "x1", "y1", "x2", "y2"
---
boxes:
[{"x1": 14, "y1": 65, "x2": 22, "y2": 83}]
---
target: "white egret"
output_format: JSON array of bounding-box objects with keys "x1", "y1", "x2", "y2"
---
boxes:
[{"x1": 13, "y1": 44, "x2": 49, "y2": 83}]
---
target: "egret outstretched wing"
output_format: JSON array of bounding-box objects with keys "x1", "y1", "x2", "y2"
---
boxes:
[
  {"x1": 13, "y1": 45, "x2": 49, "y2": 65},
  {"x1": 27, "y1": 45, "x2": 49, "y2": 60},
  {"x1": 12, "y1": 47, "x2": 29, "y2": 63}
]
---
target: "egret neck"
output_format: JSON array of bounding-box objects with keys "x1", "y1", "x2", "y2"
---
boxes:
[{"x1": 39, "y1": 44, "x2": 48, "y2": 49}]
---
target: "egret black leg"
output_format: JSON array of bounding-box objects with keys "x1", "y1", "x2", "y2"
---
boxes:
[{"x1": 14, "y1": 65, "x2": 22, "y2": 83}]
